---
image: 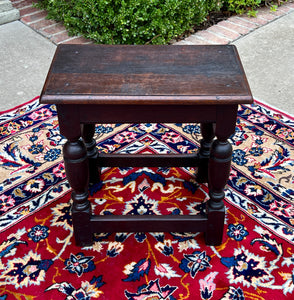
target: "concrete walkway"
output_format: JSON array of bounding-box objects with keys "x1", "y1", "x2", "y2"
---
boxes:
[
  {"x1": 233, "y1": 11, "x2": 294, "y2": 115},
  {"x1": 0, "y1": 1, "x2": 293, "y2": 115},
  {"x1": 0, "y1": 21, "x2": 55, "y2": 110}
]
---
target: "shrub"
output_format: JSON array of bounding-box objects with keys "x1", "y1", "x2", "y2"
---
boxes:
[
  {"x1": 37, "y1": 0, "x2": 221, "y2": 44},
  {"x1": 223, "y1": 0, "x2": 262, "y2": 15}
]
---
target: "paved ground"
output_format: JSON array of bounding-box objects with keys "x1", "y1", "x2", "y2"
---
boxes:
[
  {"x1": 0, "y1": 21, "x2": 55, "y2": 110},
  {"x1": 0, "y1": 0, "x2": 293, "y2": 115},
  {"x1": 233, "y1": 11, "x2": 294, "y2": 115}
]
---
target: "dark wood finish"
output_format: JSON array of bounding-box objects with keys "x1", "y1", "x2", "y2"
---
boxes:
[
  {"x1": 98, "y1": 153, "x2": 198, "y2": 168},
  {"x1": 91, "y1": 215, "x2": 207, "y2": 233},
  {"x1": 40, "y1": 44, "x2": 253, "y2": 247},
  {"x1": 82, "y1": 123, "x2": 101, "y2": 184},
  {"x1": 41, "y1": 44, "x2": 252, "y2": 105},
  {"x1": 78, "y1": 104, "x2": 217, "y2": 123},
  {"x1": 196, "y1": 123, "x2": 215, "y2": 183}
]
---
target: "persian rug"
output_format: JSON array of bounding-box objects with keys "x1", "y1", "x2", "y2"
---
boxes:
[{"x1": 0, "y1": 97, "x2": 293, "y2": 300}]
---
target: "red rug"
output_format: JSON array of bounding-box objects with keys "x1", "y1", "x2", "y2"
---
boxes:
[{"x1": 0, "y1": 98, "x2": 293, "y2": 299}]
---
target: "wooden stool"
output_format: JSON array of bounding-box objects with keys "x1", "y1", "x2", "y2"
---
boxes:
[{"x1": 40, "y1": 44, "x2": 253, "y2": 246}]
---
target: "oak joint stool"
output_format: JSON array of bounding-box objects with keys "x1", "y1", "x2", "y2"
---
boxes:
[{"x1": 40, "y1": 44, "x2": 253, "y2": 247}]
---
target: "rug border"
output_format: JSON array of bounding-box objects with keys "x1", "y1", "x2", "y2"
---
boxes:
[
  {"x1": 254, "y1": 98, "x2": 294, "y2": 120},
  {"x1": 1, "y1": 97, "x2": 293, "y2": 121},
  {"x1": 0, "y1": 96, "x2": 39, "y2": 116}
]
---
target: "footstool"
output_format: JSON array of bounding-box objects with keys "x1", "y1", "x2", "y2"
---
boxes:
[{"x1": 40, "y1": 44, "x2": 253, "y2": 246}]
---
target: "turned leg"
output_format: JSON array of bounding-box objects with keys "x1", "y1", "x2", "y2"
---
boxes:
[
  {"x1": 196, "y1": 122, "x2": 215, "y2": 183},
  {"x1": 205, "y1": 138, "x2": 232, "y2": 245},
  {"x1": 205, "y1": 106, "x2": 237, "y2": 246},
  {"x1": 81, "y1": 123, "x2": 101, "y2": 185},
  {"x1": 57, "y1": 105, "x2": 93, "y2": 246},
  {"x1": 63, "y1": 139, "x2": 93, "y2": 246}
]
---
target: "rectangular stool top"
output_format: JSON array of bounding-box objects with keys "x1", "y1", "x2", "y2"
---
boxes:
[{"x1": 40, "y1": 44, "x2": 253, "y2": 105}]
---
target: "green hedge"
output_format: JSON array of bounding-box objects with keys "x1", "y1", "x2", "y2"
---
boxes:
[
  {"x1": 37, "y1": 0, "x2": 222, "y2": 44},
  {"x1": 38, "y1": 0, "x2": 283, "y2": 44},
  {"x1": 224, "y1": 0, "x2": 262, "y2": 16}
]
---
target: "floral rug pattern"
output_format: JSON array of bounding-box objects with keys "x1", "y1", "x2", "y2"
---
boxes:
[{"x1": 0, "y1": 98, "x2": 293, "y2": 299}]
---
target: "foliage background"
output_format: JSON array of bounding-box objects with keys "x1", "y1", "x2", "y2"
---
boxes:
[{"x1": 37, "y1": 0, "x2": 283, "y2": 44}]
